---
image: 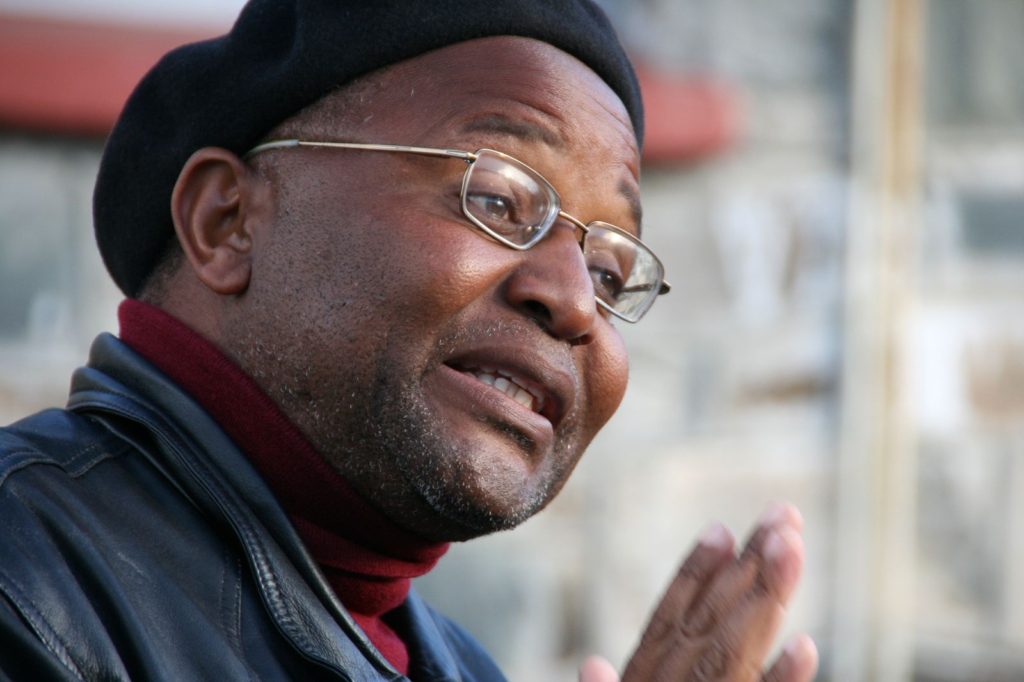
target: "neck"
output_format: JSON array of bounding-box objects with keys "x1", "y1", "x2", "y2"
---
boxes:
[{"x1": 117, "y1": 299, "x2": 448, "y2": 674}]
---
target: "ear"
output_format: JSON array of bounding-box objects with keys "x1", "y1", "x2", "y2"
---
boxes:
[{"x1": 171, "y1": 147, "x2": 265, "y2": 295}]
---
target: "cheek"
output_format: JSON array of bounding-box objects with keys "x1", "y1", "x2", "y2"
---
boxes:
[
  {"x1": 580, "y1": 326, "x2": 630, "y2": 435},
  {"x1": 374, "y1": 213, "x2": 517, "y2": 324},
  {"x1": 279, "y1": 162, "x2": 516, "y2": 325}
]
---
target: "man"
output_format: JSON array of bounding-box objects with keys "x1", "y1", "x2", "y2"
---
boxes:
[{"x1": 0, "y1": 1, "x2": 817, "y2": 679}]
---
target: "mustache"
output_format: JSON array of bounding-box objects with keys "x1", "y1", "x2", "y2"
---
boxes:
[{"x1": 434, "y1": 318, "x2": 578, "y2": 375}]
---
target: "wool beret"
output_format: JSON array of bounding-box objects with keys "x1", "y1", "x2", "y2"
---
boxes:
[{"x1": 93, "y1": 0, "x2": 644, "y2": 297}]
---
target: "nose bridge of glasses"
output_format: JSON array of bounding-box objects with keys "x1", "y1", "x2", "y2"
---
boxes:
[{"x1": 556, "y1": 210, "x2": 590, "y2": 245}]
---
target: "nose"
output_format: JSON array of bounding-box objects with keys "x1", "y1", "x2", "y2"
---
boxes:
[{"x1": 503, "y1": 224, "x2": 598, "y2": 344}]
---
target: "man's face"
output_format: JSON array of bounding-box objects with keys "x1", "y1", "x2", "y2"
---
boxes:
[{"x1": 229, "y1": 36, "x2": 640, "y2": 541}]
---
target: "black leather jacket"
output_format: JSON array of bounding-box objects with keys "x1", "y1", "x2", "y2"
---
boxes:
[{"x1": 0, "y1": 334, "x2": 505, "y2": 681}]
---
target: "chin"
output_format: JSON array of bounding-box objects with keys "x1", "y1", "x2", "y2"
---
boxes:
[
  {"x1": 348, "y1": 350, "x2": 585, "y2": 541},
  {"x1": 414, "y1": 494, "x2": 544, "y2": 542},
  {"x1": 401, "y1": 442, "x2": 578, "y2": 541}
]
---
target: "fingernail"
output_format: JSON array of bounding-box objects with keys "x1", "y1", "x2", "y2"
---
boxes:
[
  {"x1": 758, "y1": 501, "x2": 803, "y2": 531},
  {"x1": 758, "y1": 502, "x2": 789, "y2": 528},
  {"x1": 785, "y1": 633, "x2": 819, "y2": 669},
  {"x1": 765, "y1": 526, "x2": 803, "y2": 592},
  {"x1": 698, "y1": 521, "x2": 733, "y2": 551}
]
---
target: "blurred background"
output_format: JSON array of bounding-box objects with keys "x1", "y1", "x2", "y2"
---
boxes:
[{"x1": 1, "y1": 0, "x2": 1022, "y2": 679}]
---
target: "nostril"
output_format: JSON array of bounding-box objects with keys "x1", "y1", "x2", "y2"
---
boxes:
[
  {"x1": 521, "y1": 300, "x2": 552, "y2": 327},
  {"x1": 520, "y1": 298, "x2": 594, "y2": 346}
]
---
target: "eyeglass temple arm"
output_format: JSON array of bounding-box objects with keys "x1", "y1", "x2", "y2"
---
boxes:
[{"x1": 245, "y1": 139, "x2": 477, "y2": 162}]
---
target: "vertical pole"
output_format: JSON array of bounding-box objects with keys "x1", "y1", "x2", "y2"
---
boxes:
[
  {"x1": 832, "y1": 0, "x2": 925, "y2": 679},
  {"x1": 1004, "y1": 438, "x2": 1024, "y2": 640},
  {"x1": 875, "y1": 0, "x2": 924, "y2": 677}
]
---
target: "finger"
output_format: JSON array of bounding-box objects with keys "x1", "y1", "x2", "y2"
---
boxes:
[
  {"x1": 684, "y1": 509, "x2": 804, "y2": 637},
  {"x1": 762, "y1": 634, "x2": 819, "y2": 682},
  {"x1": 622, "y1": 523, "x2": 735, "y2": 681},
  {"x1": 671, "y1": 581, "x2": 786, "y2": 682},
  {"x1": 668, "y1": 526, "x2": 805, "y2": 680},
  {"x1": 762, "y1": 525, "x2": 805, "y2": 605},
  {"x1": 624, "y1": 506, "x2": 807, "y2": 682},
  {"x1": 758, "y1": 501, "x2": 804, "y2": 533},
  {"x1": 578, "y1": 655, "x2": 620, "y2": 682},
  {"x1": 640, "y1": 522, "x2": 735, "y2": 645},
  {"x1": 739, "y1": 502, "x2": 802, "y2": 563}
]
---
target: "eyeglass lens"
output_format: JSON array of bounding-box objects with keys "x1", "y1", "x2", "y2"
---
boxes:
[
  {"x1": 462, "y1": 150, "x2": 559, "y2": 249},
  {"x1": 462, "y1": 149, "x2": 662, "y2": 321}
]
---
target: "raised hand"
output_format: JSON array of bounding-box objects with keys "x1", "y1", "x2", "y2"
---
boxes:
[{"x1": 579, "y1": 503, "x2": 817, "y2": 682}]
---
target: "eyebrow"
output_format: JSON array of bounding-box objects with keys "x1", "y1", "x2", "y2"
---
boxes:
[
  {"x1": 618, "y1": 179, "x2": 643, "y2": 235},
  {"x1": 458, "y1": 114, "x2": 565, "y2": 148}
]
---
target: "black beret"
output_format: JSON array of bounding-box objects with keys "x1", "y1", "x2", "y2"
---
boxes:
[{"x1": 93, "y1": 0, "x2": 644, "y2": 297}]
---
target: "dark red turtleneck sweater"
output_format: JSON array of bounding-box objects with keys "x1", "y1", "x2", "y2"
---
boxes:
[{"x1": 118, "y1": 300, "x2": 449, "y2": 675}]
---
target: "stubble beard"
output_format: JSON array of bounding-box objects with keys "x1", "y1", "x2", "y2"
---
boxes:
[
  {"x1": 237, "y1": 325, "x2": 578, "y2": 541},
  {"x1": 345, "y1": 339, "x2": 580, "y2": 539}
]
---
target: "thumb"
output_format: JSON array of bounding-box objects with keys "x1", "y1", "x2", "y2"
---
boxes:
[{"x1": 578, "y1": 655, "x2": 619, "y2": 682}]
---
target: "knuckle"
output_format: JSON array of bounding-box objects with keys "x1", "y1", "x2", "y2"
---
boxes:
[
  {"x1": 688, "y1": 639, "x2": 729, "y2": 681},
  {"x1": 644, "y1": 617, "x2": 674, "y2": 644},
  {"x1": 681, "y1": 596, "x2": 727, "y2": 638},
  {"x1": 679, "y1": 608, "x2": 710, "y2": 638},
  {"x1": 685, "y1": 629, "x2": 761, "y2": 682}
]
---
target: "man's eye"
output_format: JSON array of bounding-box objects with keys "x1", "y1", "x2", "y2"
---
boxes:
[
  {"x1": 467, "y1": 192, "x2": 515, "y2": 222},
  {"x1": 590, "y1": 267, "x2": 625, "y2": 300}
]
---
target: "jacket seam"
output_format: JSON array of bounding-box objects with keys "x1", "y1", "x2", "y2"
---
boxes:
[{"x1": 0, "y1": 439, "x2": 130, "y2": 489}]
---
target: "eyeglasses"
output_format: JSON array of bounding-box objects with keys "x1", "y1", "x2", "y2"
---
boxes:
[{"x1": 245, "y1": 139, "x2": 670, "y2": 322}]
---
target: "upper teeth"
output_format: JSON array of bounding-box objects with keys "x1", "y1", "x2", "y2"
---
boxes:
[{"x1": 465, "y1": 368, "x2": 545, "y2": 413}]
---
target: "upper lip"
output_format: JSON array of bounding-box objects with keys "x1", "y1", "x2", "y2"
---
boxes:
[{"x1": 443, "y1": 343, "x2": 576, "y2": 429}]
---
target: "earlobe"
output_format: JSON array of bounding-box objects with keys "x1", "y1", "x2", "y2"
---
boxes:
[{"x1": 171, "y1": 147, "x2": 263, "y2": 295}]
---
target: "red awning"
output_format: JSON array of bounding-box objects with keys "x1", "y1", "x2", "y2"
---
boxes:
[
  {"x1": 0, "y1": 13, "x2": 734, "y2": 162},
  {"x1": 635, "y1": 64, "x2": 735, "y2": 164}
]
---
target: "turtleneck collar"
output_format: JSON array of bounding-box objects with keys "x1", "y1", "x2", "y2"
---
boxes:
[{"x1": 117, "y1": 299, "x2": 449, "y2": 675}]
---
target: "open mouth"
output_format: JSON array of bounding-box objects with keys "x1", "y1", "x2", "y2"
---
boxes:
[
  {"x1": 458, "y1": 366, "x2": 547, "y2": 415},
  {"x1": 429, "y1": 355, "x2": 571, "y2": 459},
  {"x1": 440, "y1": 345, "x2": 573, "y2": 434}
]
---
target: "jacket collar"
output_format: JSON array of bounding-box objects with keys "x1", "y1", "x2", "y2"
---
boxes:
[{"x1": 67, "y1": 333, "x2": 455, "y2": 679}]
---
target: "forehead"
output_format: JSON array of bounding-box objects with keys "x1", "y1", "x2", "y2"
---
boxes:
[
  {"x1": 307, "y1": 37, "x2": 640, "y2": 179},
  {"x1": 293, "y1": 37, "x2": 644, "y2": 233}
]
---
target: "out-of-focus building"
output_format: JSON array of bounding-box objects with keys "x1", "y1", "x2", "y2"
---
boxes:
[{"x1": 1, "y1": 1, "x2": 1022, "y2": 680}]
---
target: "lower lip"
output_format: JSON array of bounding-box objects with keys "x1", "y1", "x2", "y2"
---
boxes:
[{"x1": 427, "y1": 364, "x2": 555, "y2": 460}]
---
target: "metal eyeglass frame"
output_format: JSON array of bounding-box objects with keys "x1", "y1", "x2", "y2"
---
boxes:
[{"x1": 245, "y1": 139, "x2": 671, "y2": 322}]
